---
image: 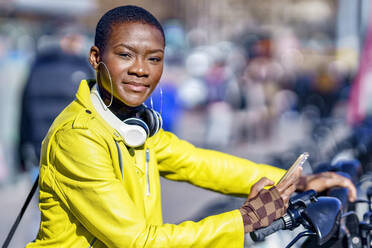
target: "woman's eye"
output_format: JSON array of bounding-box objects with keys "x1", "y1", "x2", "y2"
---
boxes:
[
  {"x1": 149, "y1": 57, "x2": 161, "y2": 62},
  {"x1": 119, "y1": 53, "x2": 131, "y2": 58}
]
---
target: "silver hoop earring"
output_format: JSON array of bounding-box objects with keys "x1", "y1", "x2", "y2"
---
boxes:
[
  {"x1": 150, "y1": 87, "x2": 163, "y2": 115},
  {"x1": 150, "y1": 95, "x2": 154, "y2": 109},
  {"x1": 159, "y1": 86, "x2": 163, "y2": 115},
  {"x1": 97, "y1": 61, "x2": 114, "y2": 109}
]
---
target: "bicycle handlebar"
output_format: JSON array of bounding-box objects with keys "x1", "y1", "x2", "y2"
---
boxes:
[
  {"x1": 250, "y1": 190, "x2": 317, "y2": 242},
  {"x1": 250, "y1": 216, "x2": 286, "y2": 242},
  {"x1": 249, "y1": 189, "x2": 343, "y2": 245},
  {"x1": 250, "y1": 159, "x2": 361, "y2": 247}
]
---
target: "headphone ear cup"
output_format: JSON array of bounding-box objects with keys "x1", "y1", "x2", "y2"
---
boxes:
[
  {"x1": 144, "y1": 108, "x2": 157, "y2": 136},
  {"x1": 149, "y1": 109, "x2": 161, "y2": 136},
  {"x1": 140, "y1": 107, "x2": 162, "y2": 137},
  {"x1": 154, "y1": 110, "x2": 162, "y2": 133},
  {"x1": 120, "y1": 119, "x2": 148, "y2": 147},
  {"x1": 123, "y1": 118, "x2": 150, "y2": 136}
]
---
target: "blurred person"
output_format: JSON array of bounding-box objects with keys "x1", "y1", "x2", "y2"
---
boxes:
[
  {"x1": 204, "y1": 53, "x2": 229, "y2": 104},
  {"x1": 240, "y1": 55, "x2": 279, "y2": 142},
  {"x1": 203, "y1": 49, "x2": 235, "y2": 148},
  {"x1": 16, "y1": 26, "x2": 94, "y2": 244},
  {"x1": 26, "y1": 5, "x2": 356, "y2": 248},
  {"x1": 308, "y1": 66, "x2": 341, "y2": 119},
  {"x1": 18, "y1": 25, "x2": 94, "y2": 178},
  {"x1": 230, "y1": 36, "x2": 285, "y2": 143}
]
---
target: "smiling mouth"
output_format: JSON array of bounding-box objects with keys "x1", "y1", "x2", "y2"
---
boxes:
[
  {"x1": 124, "y1": 81, "x2": 149, "y2": 92},
  {"x1": 125, "y1": 81, "x2": 149, "y2": 86}
]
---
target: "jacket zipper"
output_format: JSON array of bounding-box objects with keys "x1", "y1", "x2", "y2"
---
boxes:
[
  {"x1": 88, "y1": 237, "x2": 97, "y2": 247},
  {"x1": 115, "y1": 141, "x2": 123, "y2": 179},
  {"x1": 146, "y1": 148, "x2": 150, "y2": 196}
]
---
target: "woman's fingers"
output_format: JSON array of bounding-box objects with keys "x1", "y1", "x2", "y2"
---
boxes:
[
  {"x1": 248, "y1": 177, "x2": 274, "y2": 199},
  {"x1": 276, "y1": 166, "x2": 302, "y2": 207},
  {"x1": 248, "y1": 167, "x2": 303, "y2": 208},
  {"x1": 277, "y1": 166, "x2": 302, "y2": 192},
  {"x1": 305, "y1": 172, "x2": 357, "y2": 202},
  {"x1": 281, "y1": 184, "x2": 297, "y2": 208}
]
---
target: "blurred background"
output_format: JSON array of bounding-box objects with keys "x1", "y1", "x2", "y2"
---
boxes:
[{"x1": 0, "y1": 0, "x2": 371, "y2": 247}]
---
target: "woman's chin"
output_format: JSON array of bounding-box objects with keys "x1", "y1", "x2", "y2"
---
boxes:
[{"x1": 118, "y1": 95, "x2": 147, "y2": 107}]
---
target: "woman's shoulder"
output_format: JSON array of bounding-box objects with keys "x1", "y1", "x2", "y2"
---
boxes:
[{"x1": 45, "y1": 101, "x2": 110, "y2": 145}]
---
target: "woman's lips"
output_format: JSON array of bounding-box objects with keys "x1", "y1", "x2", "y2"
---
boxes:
[{"x1": 124, "y1": 82, "x2": 149, "y2": 92}]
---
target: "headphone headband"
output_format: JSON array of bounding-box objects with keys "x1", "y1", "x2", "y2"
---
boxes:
[{"x1": 90, "y1": 84, "x2": 162, "y2": 147}]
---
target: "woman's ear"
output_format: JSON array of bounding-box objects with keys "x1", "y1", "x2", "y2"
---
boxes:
[{"x1": 89, "y1": 46, "x2": 101, "y2": 71}]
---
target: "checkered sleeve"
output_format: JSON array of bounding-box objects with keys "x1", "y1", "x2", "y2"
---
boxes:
[{"x1": 239, "y1": 186, "x2": 285, "y2": 233}]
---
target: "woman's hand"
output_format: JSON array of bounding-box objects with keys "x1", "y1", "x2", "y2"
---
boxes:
[
  {"x1": 239, "y1": 168, "x2": 301, "y2": 234},
  {"x1": 248, "y1": 177, "x2": 275, "y2": 199},
  {"x1": 299, "y1": 172, "x2": 357, "y2": 202},
  {"x1": 276, "y1": 166, "x2": 302, "y2": 208},
  {"x1": 248, "y1": 165, "x2": 302, "y2": 203}
]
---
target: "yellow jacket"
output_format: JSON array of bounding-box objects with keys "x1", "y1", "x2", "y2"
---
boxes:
[{"x1": 26, "y1": 80, "x2": 285, "y2": 248}]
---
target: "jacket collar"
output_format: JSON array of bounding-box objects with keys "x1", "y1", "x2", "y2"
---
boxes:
[
  {"x1": 75, "y1": 79, "x2": 123, "y2": 142},
  {"x1": 76, "y1": 79, "x2": 96, "y2": 110}
]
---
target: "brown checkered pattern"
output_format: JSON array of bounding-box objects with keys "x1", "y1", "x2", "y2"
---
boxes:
[{"x1": 239, "y1": 186, "x2": 285, "y2": 233}]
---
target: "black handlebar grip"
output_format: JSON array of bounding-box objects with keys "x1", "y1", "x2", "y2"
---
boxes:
[{"x1": 250, "y1": 217, "x2": 286, "y2": 242}]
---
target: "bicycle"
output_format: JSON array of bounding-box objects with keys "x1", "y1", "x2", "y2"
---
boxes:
[{"x1": 250, "y1": 159, "x2": 372, "y2": 248}]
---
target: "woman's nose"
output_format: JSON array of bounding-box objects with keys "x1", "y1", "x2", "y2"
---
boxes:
[{"x1": 128, "y1": 58, "x2": 149, "y2": 77}]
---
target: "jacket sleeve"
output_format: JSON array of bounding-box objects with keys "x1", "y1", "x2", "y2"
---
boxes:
[
  {"x1": 47, "y1": 127, "x2": 245, "y2": 248},
  {"x1": 152, "y1": 130, "x2": 286, "y2": 195}
]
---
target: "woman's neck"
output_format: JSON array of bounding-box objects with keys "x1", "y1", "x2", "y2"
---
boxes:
[{"x1": 98, "y1": 84, "x2": 141, "y2": 121}]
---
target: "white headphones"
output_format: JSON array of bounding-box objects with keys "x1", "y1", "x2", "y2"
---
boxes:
[{"x1": 91, "y1": 62, "x2": 162, "y2": 147}]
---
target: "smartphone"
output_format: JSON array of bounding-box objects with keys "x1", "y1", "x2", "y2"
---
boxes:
[{"x1": 278, "y1": 152, "x2": 309, "y2": 184}]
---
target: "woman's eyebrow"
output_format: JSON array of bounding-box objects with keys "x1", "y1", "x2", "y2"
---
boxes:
[
  {"x1": 148, "y1": 48, "x2": 164, "y2": 54},
  {"x1": 115, "y1": 43, "x2": 164, "y2": 54},
  {"x1": 114, "y1": 43, "x2": 136, "y2": 51}
]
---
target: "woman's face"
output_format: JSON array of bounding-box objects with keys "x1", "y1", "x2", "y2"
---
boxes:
[{"x1": 92, "y1": 22, "x2": 164, "y2": 107}]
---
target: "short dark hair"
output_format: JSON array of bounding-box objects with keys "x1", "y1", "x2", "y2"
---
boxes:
[{"x1": 95, "y1": 5, "x2": 165, "y2": 52}]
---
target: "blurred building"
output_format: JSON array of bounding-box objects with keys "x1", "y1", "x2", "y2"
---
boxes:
[{"x1": 0, "y1": 1, "x2": 370, "y2": 248}]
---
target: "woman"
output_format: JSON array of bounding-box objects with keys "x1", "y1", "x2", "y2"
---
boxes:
[{"x1": 26, "y1": 5, "x2": 356, "y2": 248}]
